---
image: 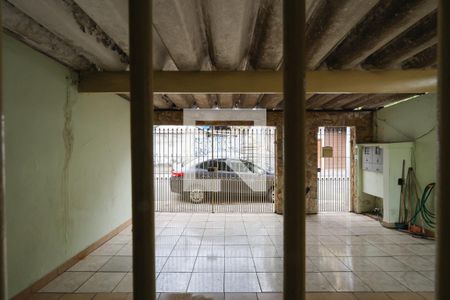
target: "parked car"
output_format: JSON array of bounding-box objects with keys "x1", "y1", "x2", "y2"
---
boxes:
[{"x1": 170, "y1": 158, "x2": 275, "y2": 203}]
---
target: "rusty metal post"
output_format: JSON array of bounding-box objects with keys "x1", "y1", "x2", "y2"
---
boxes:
[
  {"x1": 283, "y1": 0, "x2": 306, "y2": 299},
  {"x1": 0, "y1": 4, "x2": 7, "y2": 299},
  {"x1": 129, "y1": 0, "x2": 155, "y2": 299},
  {"x1": 437, "y1": 1, "x2": 449, "y2": 299}
]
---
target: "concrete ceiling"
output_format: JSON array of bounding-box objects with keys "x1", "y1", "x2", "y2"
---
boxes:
[{"x1": 2, "y1": 0, "x2": 438, "y2": 111}]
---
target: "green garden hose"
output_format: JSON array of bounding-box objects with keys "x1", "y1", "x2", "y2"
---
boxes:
[{"x1": 409, "y1": 183, "x2": 436, "y2": 229}]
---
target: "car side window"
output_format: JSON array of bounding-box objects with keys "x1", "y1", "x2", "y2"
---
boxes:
[
  {"x1": 217, "y1": 160, "x2": 231, "y2": 171},
  {"x1": 227, "y1": 161, "x2": 252, "y2": 173},
  {"x1": 197, "y1": 160, "x2": 210, "y2": 169}
]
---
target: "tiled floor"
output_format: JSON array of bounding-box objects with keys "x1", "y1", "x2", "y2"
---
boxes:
[{"x1": 37, "y1": 212, "x2": 436, "y2": 298}]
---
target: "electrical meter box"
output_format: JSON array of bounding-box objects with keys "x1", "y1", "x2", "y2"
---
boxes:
[
  {"x1": 356, "y1": 142, "x2": 413, "y2": 226},
  {"x1": 363, "y1": 146, "x2": 383, "y2": 173}
]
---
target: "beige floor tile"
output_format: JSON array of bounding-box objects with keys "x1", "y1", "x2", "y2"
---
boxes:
[
  {"x1": 385, "y1": 292, "x2": 426, "y2": 300},
  {"x1": 77, "y1": 272, "x2": 126, "y2": 293},
  {"x1": 419, "y1": 292, "x2": 435, "y2": 300},
  {"x1": 159, "y1": 293, "x2": 224, "y2": 300},
  {"x1": 40, "y1": 272, "x2": 94, "y2": 293},
  {"x1": 114, "y1": 273, "x2": 133, "y2": 293},
  {"x1": 60, "y1": 294, "x2": 96, "y2": 300},
  {"x1": 353, "y1": 293, "x2": 391, "y2": 300},
  {"x1": 29, "y1": 294, "x2": 63, "y2": 300},
  {"x1": 93, "y1": 293, "x2": 130, "y2": 300},
  {"x1": 257, "y1": 292, "x2": 283, "y2": 300},
  {"x1": 225, "y1": 293, "x2": 257, "y2": 300},
  {"x1": 69, "y1": 256, "x2": 111, "y2": 272},
  {"x1": 305, "y1": 293, "x2": 358, "y2": 300}
]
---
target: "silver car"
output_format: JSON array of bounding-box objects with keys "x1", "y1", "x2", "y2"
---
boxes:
[{"x1": 170, "y1": 158, "x2": 275, "y2": 203}]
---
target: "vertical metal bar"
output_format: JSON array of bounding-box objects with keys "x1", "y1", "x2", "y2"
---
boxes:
[
  {"x1": 129, "y1": 0, "x2": 155, "y2": 298},
  {"x1": 0, "y1": 4, "x2": 7, "y2": 297},
  {"x1": 283, "y1": 0, "x2": 305, "y2": 298},
  {"x1": 438, "y1": 1, "x2": 449, "y2": 298}
]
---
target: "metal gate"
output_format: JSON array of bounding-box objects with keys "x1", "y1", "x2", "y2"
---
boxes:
[
  {"x1": 154, "y1": 126, "x2": 276, "y2": 213},
  {"x1": 317, "y1": 127, "x2": 351, "y2": 212}
]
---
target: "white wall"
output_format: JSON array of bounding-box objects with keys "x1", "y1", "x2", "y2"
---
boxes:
[{"x1": 3, "y1": 34, "x2": 132, "y2": 297}]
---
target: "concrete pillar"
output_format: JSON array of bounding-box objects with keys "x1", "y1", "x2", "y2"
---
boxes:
[
  {"x1": 283, "y1": 0, "x2": 306, "y2": 299},
  {"x1": 437, "y1": 1, "x2": 449, "y2": 299},
  {"x1": 129, "y1": 0, "x2": 156, "y2": 299}
]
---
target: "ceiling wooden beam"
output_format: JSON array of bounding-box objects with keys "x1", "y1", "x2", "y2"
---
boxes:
[{"x1": 78, "y1": 70, "x2": 437, "y2": 94}]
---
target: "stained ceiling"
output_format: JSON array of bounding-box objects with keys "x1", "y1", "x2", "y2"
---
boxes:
[{"x1": 1, "y1": 0, "x2": 438, "y2": 110}]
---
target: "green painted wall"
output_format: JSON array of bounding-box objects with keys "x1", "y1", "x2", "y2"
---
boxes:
[
  {"x1": 3, "y1": 35, "x2": 132, "y2": 297},
  {"x1": 375, "y1": 94, "x2": 437, "y2": 222}
]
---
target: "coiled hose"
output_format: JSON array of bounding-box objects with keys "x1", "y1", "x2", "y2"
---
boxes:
[
  {"x1": 409, "y1": 183, "x2": 436, "y2": 229},
  {"x1": 402, "y1": 168, "x2": 436, "y2": 229}
]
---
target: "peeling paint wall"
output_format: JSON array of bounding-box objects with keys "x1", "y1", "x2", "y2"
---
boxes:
[{"x1": 3, "y1": 35, "x2": 131, "y2": 297}]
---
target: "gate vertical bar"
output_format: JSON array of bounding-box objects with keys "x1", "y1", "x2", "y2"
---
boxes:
[
  {"x1": 129, "y1": 0, "x2": 156, "y2": 298},
  {"x1": 438, "y1": 1, "x2": 450, "y2": 299},
  {"x1": 283, "y1": 0, "x2": 306, "y2": 298}
]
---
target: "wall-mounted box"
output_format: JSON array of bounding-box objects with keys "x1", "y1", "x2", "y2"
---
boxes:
[
  {"x1": 356, "y1": 142, "x2": 413, "y2": 225},
  {"x1": 362, "y1": 146, "x2": 383, "y2": 173}
]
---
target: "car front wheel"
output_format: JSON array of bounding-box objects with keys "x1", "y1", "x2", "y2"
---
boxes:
[{"x1": 189, "y1": 188, "x2": 205, "y2": 203}]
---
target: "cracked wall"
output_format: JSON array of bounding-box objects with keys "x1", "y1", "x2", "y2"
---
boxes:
[{"x1": 3, "y1": 35, "x2": 132, "y2": 298}]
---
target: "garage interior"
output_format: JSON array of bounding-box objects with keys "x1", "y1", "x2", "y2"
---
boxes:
[{"x1": 1, "y1": 0, "x2": 448, "y2": 299}]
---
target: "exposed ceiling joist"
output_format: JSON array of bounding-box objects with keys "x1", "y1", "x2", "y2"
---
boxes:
[
  {"x1": 2, "y1": 1, "x2": 91, "y2": 70},
  {"x1": 305, "y1": 0, "x2": 378, "y2": 70},
  {"x1": 73, "y1": 0, "x2": 128, "y2": 53},
  {"x1": 325, "y1": 0, "x2": 436, "y2": 69},
  {"x1": 362, "y1": 12, "x2": 437, "y2": 69},
  {"x1": 321, "y1": 94, "x2": 364, "y2": 110},
  {"x1": 8, "y1": 0, "x2": 128, "y2": 71},
  {"x1": 192, "y1": 94, "x2": 213, "y2": 108},
  {"x1": 402, "y1": 44, "x2": 437, "y2": 69},
  {"x1": 203, "y1": 0, "x2": 260, "y2": 70},
  {"x1": 78, "y1": 70, "x2": 437, "y2": 94},
  {"x1": 153, "y1": 0, "x2": 208, "y2": 71},
  {"x1": 305, "y1": 94, "x2": 341, "y2": 109}
]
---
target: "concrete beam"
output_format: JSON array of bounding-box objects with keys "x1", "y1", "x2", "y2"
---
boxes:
[
  {"x1": 363, "y1": 12, "x2": 437, "y2": 69},
  {"x1": 217, "y1": 94, "x2": 234, "y2": 108},
  {"x1": 117, "y1": 93, "x2": 174, "y2": 109},
  {"x1": 305, "y1": 0, "x2": 378, "y2": 70},
  {"x1": 73, "y1": 0, "x2": 128, "y2": 53},
  {"x1": 402, "y1": 44, "x2": 437, "y2": 69},
  {"x1": 78, "y1": 70, "x2": 438, "y2": 94},
  {"x1": 9, "y1": 0, "x2": 128, "y2": 71},
  {"x1": 362, "y1": 94, "x2": 418, "y2": 109},
  {"x1": 248, "y1": 0, "x2": 283, "y2": 70},
  {"x1": 2, "y1": 1, "x2": 91, "y2": 70},
  {"x1": 203, "y1": 0, "x2": 260, "y2": 70},
  {"x1": 49, "y1": 0, "x2": 177, "y2": 71},
  {"x1": 326, "y1": 0, "x2": 437, "y2": 69},
  {"x1": 192, "y1": 94, "x2": 213, "y2": 108},
  {"x1": 321, "y1": 94, "x2": 366, "y2": 110},
  {"x1": 153, "y1": 0, "x2": 207, "y2": 70},
  {"x1": 306, "y1": 94, "x2": 341, "y2": 109},
  {"x1": 239, "y1": 94, "x2": 262, "y2": 108},
  {"x1": 166, "y1": 94, "x2": 194, "y2": 109},
  {"x1": 258, "y1": 94, "x2": 283, "y2": 108}
]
